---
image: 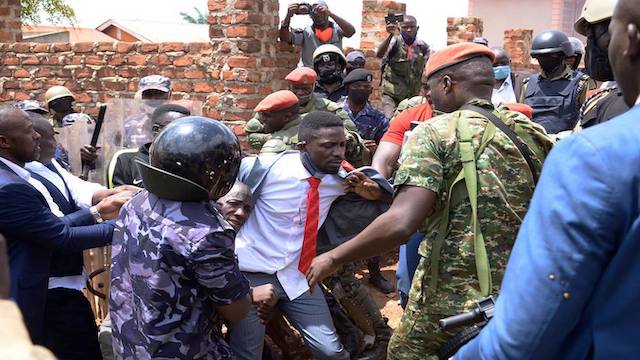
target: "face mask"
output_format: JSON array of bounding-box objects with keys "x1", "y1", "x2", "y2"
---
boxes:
[
  {"x1": 401, "y1": 31, "x2": 416, "y2": 45},
  {"x1": 493, "y1": 65, "x2": 511, "y2": 80},
  {"x1": 318, "y1": 69, "x2": 343, "y2": 84},
  {"x1": 348, "y1": 88, "x2": 371, "y2": 105},
  {"x1": 298, "y1": 94, "x2": 312, "y2": 105},
  {"x1": 585, "y1": 36, "x2": 613, "y2": 81},
  {"x1": 537, "y1": 56, "x2": 565, "y2": 75}
]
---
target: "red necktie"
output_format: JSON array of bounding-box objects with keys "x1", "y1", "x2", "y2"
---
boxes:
[{"x1": 299, "y1": 176, "x2": 321, "y2": 274}]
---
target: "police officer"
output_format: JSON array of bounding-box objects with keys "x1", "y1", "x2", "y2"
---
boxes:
[
  {"x1": 521, "y1": 30, "x2": 595, "y2": 134},
  {"x1": 574, "y1": 0, "x2": 630, "y2": 129},
  {"x1": 346, "y1": 50, "x2": 366, "y2": 75},
  {"x1": 313, "y1": 44, "x2": 349, "y2": 102},
  {"x1": 376, "y1": 14, "x2": 431, "y2": 119},
  {"x1": 245, "y1": 90, "x2": 302, "y2": 153},
  {"x1": 566, "y1": 37, "x2": 586, "y2": 71},
  {"x1": 109, "y1": 116, "x2": 278, "y2": 359}
]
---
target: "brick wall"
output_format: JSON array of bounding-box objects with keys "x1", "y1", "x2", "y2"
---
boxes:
[
  {"x1": 0, "y1": 0, "x2": 21, "y2": 42},
  {"x1": 447, "y1": 17, "x2": 484, "y2": 45},
  {"x1": 504, "y1": 28, "x2": 536, "y2": 71}
]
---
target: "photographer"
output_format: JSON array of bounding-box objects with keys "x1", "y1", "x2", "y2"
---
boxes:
[
  {"x1": 280, "y1": 0, "x2": 356, "y2": 67},
  {"x1": 376, "y1": 14, "x2": 431, "y2": 118}
]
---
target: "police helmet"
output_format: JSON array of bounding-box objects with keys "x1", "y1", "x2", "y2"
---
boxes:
[
  {"x1": 574, "y1": 0, "x2": 617, "y2": 36},
  {"x1": 44, "y1": 86, "x2": 75, "y2": 106},
  {"x1": 137, "y1": 116, "x2": 241, "y2": 201},
  {"x1": 530, "y1": 30, "x2": 573, "y2": 57},
  {"x1": 312, "y1": 44, "x2": 347, "y2": 70},
  {"x1": 568, "y1": 37, "x2": 585, "y2": 56}
]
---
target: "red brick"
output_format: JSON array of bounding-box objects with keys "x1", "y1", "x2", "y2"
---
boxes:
[
  {"x1": 97, "y1": 42, "x2": 115, "y2": 52},
  {"x1": 126, "y1": 54, "x2": 147, "y2": 66},
  {"x1": 149, "y1": 54, "x2": 170, "y2": 66},
  {"x1": 85, "y1": 55, "x2": 103, "y2": 65},
  {"x1": 52, "y1": 43, "x2": 72, "y2": 52},
  {"x1": 194, "y1": 82, "x2": 215, "y2": 93},
  {"x1": 67, "y1": 55, "x2": 83, "y2": 65},
  {"x1": 238, "y1": 39, "x2": 261, "y2": 53},
  {"x1": 44, "y1": 56, "x2": 62, "y2": 65},
  {"x1": 2, "y1": 80, "x2": 19, "y2": 89},
  {"x1": 224, "y1": 110, "x2": 253, "y2": 121},
  {"x1": 14, "y1": 69, "x2": 30, "y2": 78},
  {"x1": 225, "y1": 25, "x2": 255, "y2": 38},
  {"x1": 235, "y1": 0, "x2": 256, "y2": 10},
  {"x1": 208, "y1": 0, "x2": 226, "y2": 11},
  {"x1": 222, "y1": 70, "x2": 235, "y2": 81},
  {"x1": 232, "y1": 124, "x2": 245, "y2": 135},
  {"x1": 117, "y1": 67, "x2": 138, "y2": 78},
  {"x1": 219, "y1": 41, "x2": 233, "y2": 53},
  {"x1": 15, "y1": 92, "x2": 30, "y2": 101},
  {"x1": 209, "y1": 27, "x2": 224, "y2": 39},
  {"x1": 74, "y1": 67, "x2": 93, "y2": 78},
  {"x1": 108, "y1": 55, "x2": 126, "y2": 66},
  {"x1": 227, "y1": 84, "x2": 257, "y2": 94},
  {"x1": 208, "y1": 95, "x2": 219, "y2": 107},
  {"x1": 20, "y1": 81, "x2": 39, "y2": 91},
  {"x1": 184, "y1": 68, "x2": 206, "y2": 79},
  {"x1": 236, "y1": 97, "x2": 262, "y2": 110},
  {"x1": 235, "y1": 12, "x2": 264, "y2": 24},
  {"x1": 161, "y1": 42, "x2": 186, "y2": 52},
  {"x1": 96, "y1": 68, "x2": 116, "y2": 78},
  {"x1": 116, "y1": 42, "x2": 137, "y2": 53},
  {"x1": 161, "y1": 68, "x2": 176, "y2": 79},
  {"x1": 173, "y1": 55, "x2": 194, "y2": 67},
  {"x1": 11, "y1": 43, "x2": 31, "y2": 53},
  {"x1": 189, "y1": 43, "x2": 213, "y2": 54},
  {"x1": 172, "y1": 81, "x2": 193, "y2": 92},
  {"x1": 139, "y1": 43, "x2": 159, "y2": 53},
  {"x1": 2, "y1": 55, "x2": 18, "y2": 65},
  {"x1": 32, "y1": 43, "x2": 51, "y2": 53},
  {"x1": 227, "y1": 56, "x2": 256, "y2": 69},
  {"x1": 74, "y1": 92, "x2": 92, "y2": 102},
  {"x1": 73, "y1": 42, "x2": 94, "y2": 53},
  {"x1": 103, "y1": 81, "x2": 126, "y2": 91}
]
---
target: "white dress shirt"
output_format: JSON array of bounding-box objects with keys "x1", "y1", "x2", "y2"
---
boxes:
[
  {"x1": 24, "y1": 159, "x2": 106, "y2": 291},
  {"x1": 491, "y1": 75, "x2": 517, "y2": 107},
  {"x1": 236, "y1": 152, "x2": 346, "y2": 300}
]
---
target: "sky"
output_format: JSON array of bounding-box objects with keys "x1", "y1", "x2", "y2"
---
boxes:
[{"x1": 52, "y1": 0, "x2": 469, "y2": 49}]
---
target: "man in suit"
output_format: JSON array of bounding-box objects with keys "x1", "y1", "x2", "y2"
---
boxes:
[{"x1": 0, "y1": 105, "x2": 125, "y2": 345}]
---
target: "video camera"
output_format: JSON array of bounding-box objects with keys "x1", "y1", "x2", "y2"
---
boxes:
[
  {"x1": 437, "y1": 296, "x2": 496, "y2": 360},
  {"x1": 385, "y1": 13, "x2": 404, "y2": 25}
]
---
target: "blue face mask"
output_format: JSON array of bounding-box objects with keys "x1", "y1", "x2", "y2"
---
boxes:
[
  {"x1": 401, "y1": 31, "x2": 416, "y2": 45},
  {"x1": 493, "y1": 65, "x2": 511, "y2": 80}
]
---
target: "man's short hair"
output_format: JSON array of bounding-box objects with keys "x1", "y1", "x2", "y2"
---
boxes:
[
  {"x1": 151, "y1": 104, "x2": 191, "y2": 124},
  {"x1": 298, "y1": 111, "x2": 344, "y2": 142}
]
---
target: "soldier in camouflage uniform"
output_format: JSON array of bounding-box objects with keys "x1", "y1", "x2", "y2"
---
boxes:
[
  {"x1": 110, "y1": 116, "x2": 277, "y2": 359},
  {"x1": 306, "y1": 43, "x2": 553, "y2": 359}
]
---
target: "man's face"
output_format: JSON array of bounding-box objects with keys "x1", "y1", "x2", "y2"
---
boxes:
[
  {"x1": 400, "y1": 20, "x2": 418, "y2": 37},
  {"x1": 31, "y1": 115, "x2": 57, "y2": 162},
  {"x1": 301, "y1": 127, "x2": 346, "y2": 174},
  {"x1": 217, "y1": 185, "x2": 252, "y2": 231},
  {"x1": 346, "y1": 59, "x2": 365, "y2": 74},
  {"x1": 0, "y1": 110, "x2": 41, "y2": 164},
  {"x1": 141, "y1": 89, "x2": 171, "y2": 101},
  {"x1": 608, "y1": 6, "x2": 640, "y2": 106},
  {"x1": 290, "y1": 83, "x2": 314, "y2": 101},
  {"x1": 493, "y1": 52, "x2": 510, "y2": 67},
  {"x1": 152, "y1": 111, "x2": 188, "y2": 138},
  {"x1": 565, "y1": 56, "x2": 579, "y2": 69},
  {"x1": 318, "y1": 60, "x2": 338, "y2": 74},
  {"x1": 310, "y1": 5, "x2": 329, "y2": 27},
  {"x1": 427, "y1": 73, "x2": 457, "y2": 113},
  {"x1": 48, "y1": 96, "x2": 74, "y2": 115},
  {"x1": 259, "y1": 106, "x2": 298, "y2": 133}
]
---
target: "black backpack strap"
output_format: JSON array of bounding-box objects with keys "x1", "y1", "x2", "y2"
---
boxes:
[{"x1": 461, "y1": 104, "x2": 539, "y2": 184}]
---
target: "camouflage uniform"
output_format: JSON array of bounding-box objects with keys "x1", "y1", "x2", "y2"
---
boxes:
[
  {"x1": 391, "y1": 96, "x2": 427, "y2": 119},
  {"x1": 109, "y1": 190, "x2": 250, "y2": 359},
  {"x1": 388, "y1": 99, "x2": 553, "y2": 359}
]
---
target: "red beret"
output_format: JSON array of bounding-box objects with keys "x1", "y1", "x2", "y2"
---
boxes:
[
  {"x1": 254, "y1": 90, "x2": 299, "y2": 113},
  {"x1": 285, "y1": 67, "x2": 317, "y2": 85},
  {"x1": 425, "y1": 42, "x2": 496, "y2": 79},
  {"x1": 504, "y1": 103, "x2": 534, "y2": 119}
]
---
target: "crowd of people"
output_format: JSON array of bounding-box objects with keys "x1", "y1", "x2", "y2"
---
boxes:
[{"x1": 1, "y1": 0, "x2": 639, "y2": 359}]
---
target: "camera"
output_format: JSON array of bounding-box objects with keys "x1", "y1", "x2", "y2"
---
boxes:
[
  {"x1": 385, "y1": 13, "x2": 404, "y2": 25},
  {"x1": 295, "y1": 3, "x2": 312, "y2": 15}
]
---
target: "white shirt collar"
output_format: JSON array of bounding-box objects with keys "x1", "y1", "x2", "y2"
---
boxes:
[
  {"x1": 0, "y1": 157, "x2": 30, "y2": 181},
  {"x1": 498, "y1": 74, "x2": 513, "y2": 91}
]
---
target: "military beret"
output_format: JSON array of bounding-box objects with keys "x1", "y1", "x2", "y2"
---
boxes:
[
  {"x1": 343, "y1": 68, "x2": 373, "y2": 87},
  {"x1": 424, "y1": 42, "x2": 496, "y2": 79},
  {"x1": 254, "y1": 90, "x2": 299, "y2": 113},
  {"x1": 285, "y1": 67, "x2": 317, "y2": 85}
]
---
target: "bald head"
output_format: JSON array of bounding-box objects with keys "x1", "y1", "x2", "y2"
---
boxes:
[
  {"x1": 217, "y1": 181, "x2": 252, "y2": 231},
  {"x1": 609, "y1": 0, "x2": 640, "y2": 106},
  {"x1": 427, "y1": 56, "x2": 495, "y2": 112},
  {"x1": 0, "y1": 105, "x2": 40, "y2": 166},
  {"x1": 492, "y1": 47, "x2": 511, "y2": 66},
  {"x1": 28, "y1": 112, "x2": 57, "y2": 163}
]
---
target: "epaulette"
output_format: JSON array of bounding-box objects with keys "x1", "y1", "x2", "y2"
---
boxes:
[
  {"x1": 522, "y1": 76, "x2": 530, "y2": 84},
  {"x1": 579, "y1": 87, "x2": 615, "y2": 122}
]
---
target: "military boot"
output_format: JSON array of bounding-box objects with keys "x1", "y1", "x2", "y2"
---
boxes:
[{"x1": 367, "y1": 258, "x2": 395, "y2": 294}]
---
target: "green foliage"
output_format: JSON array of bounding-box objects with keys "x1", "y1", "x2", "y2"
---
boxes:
[
  {"x1": 21, "y1": 0, "x2": 76, "y2": 25},
  {"x1": 180, "y1": 7, "x2": 208, "y2": 24}
]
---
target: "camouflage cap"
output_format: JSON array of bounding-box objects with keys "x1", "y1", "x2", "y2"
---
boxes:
[{"x1": 139, "y1": 75, "x2": 171, "y2": 93}]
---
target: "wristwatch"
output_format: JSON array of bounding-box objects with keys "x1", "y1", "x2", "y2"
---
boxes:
[{"x1": 90, "y1": 206, "x2": 104, "y2": 224}]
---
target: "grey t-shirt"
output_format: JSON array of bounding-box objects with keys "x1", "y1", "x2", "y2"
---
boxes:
[{"x1": 291, "y1": 22, "x2": 344, "y2": 67}]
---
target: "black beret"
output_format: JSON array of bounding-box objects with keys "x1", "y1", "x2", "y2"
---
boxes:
[{"x1": 343, "y1": 68, "x2": 373, "y2": 87}]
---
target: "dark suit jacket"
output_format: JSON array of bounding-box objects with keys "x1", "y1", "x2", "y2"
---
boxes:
[{"x1": 0, "y1": 161, "x2": 113, "y2": 344}]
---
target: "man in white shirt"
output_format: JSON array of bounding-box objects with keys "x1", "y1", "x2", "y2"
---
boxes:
[
  {"x1": 23, "y1": 111, "x2": 136, "y2": 359},
  {"x1": 231, "y1": 112, "x2": 386, "y2": 359},
  {"x1": 491, "y1": 47, "x2": 528, "y2": 107}
]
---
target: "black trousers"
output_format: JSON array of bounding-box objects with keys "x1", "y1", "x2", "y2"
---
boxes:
[{"x1": 43, "y1": 288, "x2": 102, "y2": 360}]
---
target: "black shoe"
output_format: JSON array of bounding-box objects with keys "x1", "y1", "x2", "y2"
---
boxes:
[{"x1": 369, "y1": 272, "x2": 395, "y2": 294}]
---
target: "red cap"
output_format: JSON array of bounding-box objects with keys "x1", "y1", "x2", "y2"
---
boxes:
[
  {"x1": 425, "y1": 43, "x2": 496, "y2": 79},
  {"x1": 285, "y1": 67, "x2": 317, "y2": 85},
  {"x1": 504, "y1": 103, "x2": 534, "y2": 119},
  {"x1": 254, "y1": 90, "x2": 299, "y2": 113}
]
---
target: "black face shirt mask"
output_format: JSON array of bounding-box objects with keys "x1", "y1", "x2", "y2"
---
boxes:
[
  {"x1": 318, "y1": 69, "x2": 343, "y2": 84},
  {"x1": 585, "y1": 35, "x2": 614, "y2": 81},
  {"x1": 537, "y1": 56, "x2": 565, "y2": 76},
  {"x1": 348, "y1": 88, "x2": 371, "y2": 105}
]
